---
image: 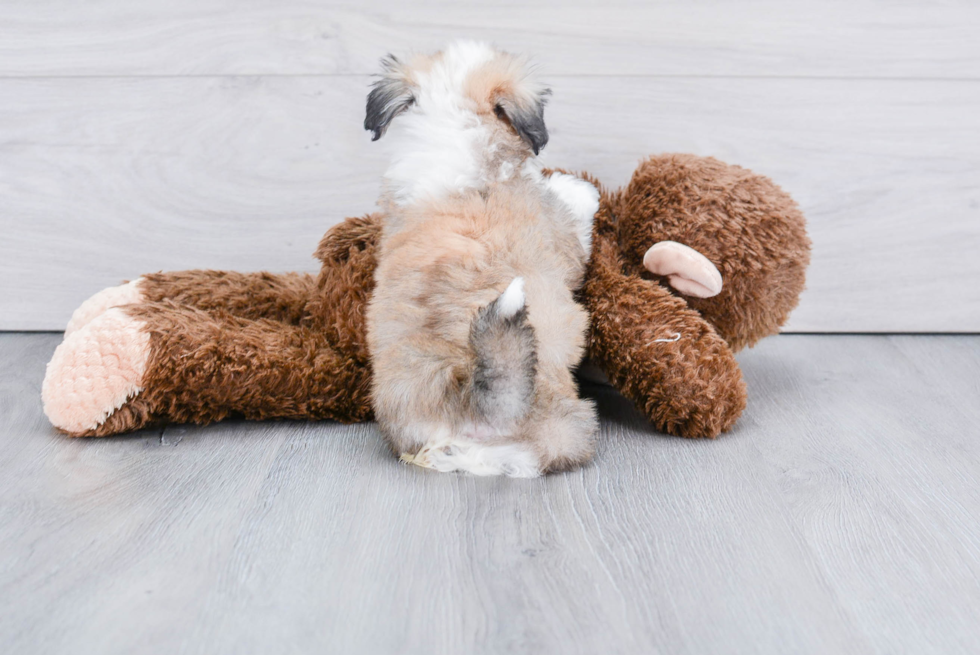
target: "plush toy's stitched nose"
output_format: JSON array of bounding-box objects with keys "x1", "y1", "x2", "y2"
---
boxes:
[{"x1": 642, "y1": 241, "x2": 724, "y2": 298}]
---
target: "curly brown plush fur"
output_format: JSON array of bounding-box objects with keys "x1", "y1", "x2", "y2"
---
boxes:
[
  {"x1": 613, "y1": 155, "x2": 810, "y2": 352},
  {"x1": 45, "y1": 155, "x2": 809, "y2": 440},
  {"x1": 583, "y1": 155, "x2": 809, "y2": 437},
  {"x1": 73, "y1": 216, "x2": 380, "y2": 436}
]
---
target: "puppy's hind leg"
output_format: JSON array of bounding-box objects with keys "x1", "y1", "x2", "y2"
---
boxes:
[
  {"x1": 530, "y1": 394, "x2": 599, "y2": 473},
  {"x1": 394, "y1": 278, "x2": 545, "y2": 478}
]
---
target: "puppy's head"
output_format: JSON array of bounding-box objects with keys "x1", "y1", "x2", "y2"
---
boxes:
[{"x1": 364, "y1": 41, "x2": 551, "y2": 156}]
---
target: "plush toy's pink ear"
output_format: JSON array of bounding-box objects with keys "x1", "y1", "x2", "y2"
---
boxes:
[{"x1": 643, "y1": 241, "x2": 723, "y2": 298}]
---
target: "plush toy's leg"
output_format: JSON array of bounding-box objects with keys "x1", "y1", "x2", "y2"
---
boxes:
[
  {"x1": 65, "y1": 279, "x2": 144, "y2": 337},
  {"x1": 65, "y1": 271, "x2": 317, "y2": 338},
  {"x1": 48, "y1": 215, "x2": 385, "y2": 437},
  {"x1": 44, "y1": 308, "x2": 151, "y2": 435},
  {"x1": 584, "y1": 241, "x2": 747, "y2": 439},
  {"x1": 43, "y1": 300, "x2": 372, "y2": 437},
  {"x1": 140, "y1": 271, "x2": 317, "y2": 323}
]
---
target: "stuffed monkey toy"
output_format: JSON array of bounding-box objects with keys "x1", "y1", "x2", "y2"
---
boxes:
[
  {"x1": 582, "y1": 154, "x2": 809, "y2": 437},
  {"x1": 42, "y1": 154, "x2": 809, "y2": 441}
]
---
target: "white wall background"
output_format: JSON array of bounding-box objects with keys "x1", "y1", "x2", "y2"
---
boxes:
[{"x1": 1, "y1": 0, "x2": 978, "y2": 331}]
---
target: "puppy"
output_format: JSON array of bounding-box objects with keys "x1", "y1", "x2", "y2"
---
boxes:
[{"x1": 364, "y1": 41, "x2": 601, "y2": 477}]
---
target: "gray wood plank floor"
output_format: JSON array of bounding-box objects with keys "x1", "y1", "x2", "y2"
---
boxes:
[{"x1": 1, "y1": 333, "x2": 978, "y2": 654}]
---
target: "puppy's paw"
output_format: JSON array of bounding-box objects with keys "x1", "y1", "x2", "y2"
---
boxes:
[
  {"x1": 65, "y1": 279, "x2": 144, "y2": 337},
  {"x1": 403, "y1": 440, "x2": 541, "y2": 478},
  {"x1": 43, "y1": 308, "x2": 150, "y2": 436}
]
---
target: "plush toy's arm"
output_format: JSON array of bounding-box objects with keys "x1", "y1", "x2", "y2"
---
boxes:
[
  {"x1": 43, "y1": 300, "x2": 373, "y2": 437},
  {"x1": 306, "y1": 214, "x2": 382, "y2": 363},
  {"x1": 583, "y1": 240, "x2": 746, "y2": 438}
]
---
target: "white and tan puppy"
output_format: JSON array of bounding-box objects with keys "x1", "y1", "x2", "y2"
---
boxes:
[{"x1": 364, "y1": 41, "x2": 600, "y2": 477}]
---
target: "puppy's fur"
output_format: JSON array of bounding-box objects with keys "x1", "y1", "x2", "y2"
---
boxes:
[{"x1": 364, "y1": 41, "x2": 600, "y2": 477}]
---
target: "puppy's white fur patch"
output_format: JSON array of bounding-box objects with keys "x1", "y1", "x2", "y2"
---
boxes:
[
  {"x1": 403, "y1": 436, "x2": 541, "y2": 478},
  {"x1": 381, "y1": 41, "x2": 497, "y2": 206},
  {"x1": 545, "y1": 172, "x2": 599, "y2": 256},
  {"x1": 497, "y1": 277, "x2": 526, "y2": 318}
]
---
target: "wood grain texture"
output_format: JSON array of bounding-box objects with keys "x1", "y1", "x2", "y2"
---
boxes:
[
  {"x1": 1, "y1": 75, "x2": 978, "y2": 331},
  {"x1": 2, "y1": 333, "x2": 979, "y2": 654},
  {"x1": 0, "y1": 1, "x2": 978, "y2": 78},
  {"x1": 737, "y1": 335, "x2": 980, "y2": 654}
]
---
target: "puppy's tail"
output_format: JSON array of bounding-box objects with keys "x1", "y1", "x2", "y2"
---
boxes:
[{"x1": 469, "y1": 277, "x2": 537, "y2": 427}]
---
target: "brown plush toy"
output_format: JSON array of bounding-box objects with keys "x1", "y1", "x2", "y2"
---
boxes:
[
  {"x1": 582, "y1": 154, "x2": 810, "y2": 437},
  {"x1": 41, "y1": 154, "x2": 809, "y2": 444}
]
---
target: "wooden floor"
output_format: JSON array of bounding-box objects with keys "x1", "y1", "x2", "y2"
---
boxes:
[{"x1": 2, "y1": 333, "x2": 979, "y2": 654}]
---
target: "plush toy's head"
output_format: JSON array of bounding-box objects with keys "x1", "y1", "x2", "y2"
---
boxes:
[{"x1": 610, "y1": 154, "x2": 811, "y2": 351}]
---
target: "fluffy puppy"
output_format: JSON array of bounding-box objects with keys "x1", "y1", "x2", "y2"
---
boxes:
[{"x1": 364, "y1": 41, "x2": 601, "y2": 477}]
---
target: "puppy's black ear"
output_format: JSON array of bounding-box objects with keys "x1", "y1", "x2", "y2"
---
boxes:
[
  {"x1": 495, "y1": 88, "x2": 551, "y2": 155},
  {"x1": 364, "y1": 54, "x2": 414, "y2": 141}
]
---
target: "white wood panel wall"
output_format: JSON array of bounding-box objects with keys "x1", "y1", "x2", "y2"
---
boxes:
[{"x1": 1, "y1": 1, "x2": 978, "y2": 331}]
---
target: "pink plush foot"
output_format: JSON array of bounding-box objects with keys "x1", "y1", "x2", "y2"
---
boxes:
[
  {"x1": 42, "y1": 308, "x2": 150, "y2": 436},
  {"x1": 65, "y1": 278, "x2": 144, "y2": 337}
]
